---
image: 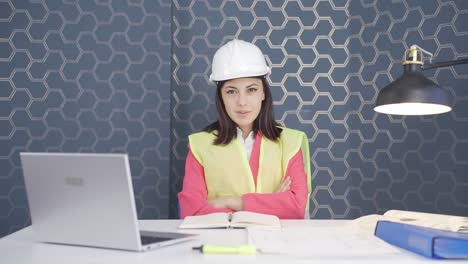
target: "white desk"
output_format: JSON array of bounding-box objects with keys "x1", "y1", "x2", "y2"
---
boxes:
[{"x1": 0, "y1": 220, "x2": 457, "y2": 263}]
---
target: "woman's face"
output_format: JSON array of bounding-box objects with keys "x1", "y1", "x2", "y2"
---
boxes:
[{"x1": 221, "y1": 77, "x2": 265, "y2": 132}]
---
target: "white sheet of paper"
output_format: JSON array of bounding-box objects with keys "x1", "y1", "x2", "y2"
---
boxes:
[{"x1": 247, "y1": 225, "x2": 401, "y2": 257}]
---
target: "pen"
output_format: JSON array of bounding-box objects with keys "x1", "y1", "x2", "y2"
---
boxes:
[{"x1": 192, "y1": 244, "x2": 256, "y2": 255}]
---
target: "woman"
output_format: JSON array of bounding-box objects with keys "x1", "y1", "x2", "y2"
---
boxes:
[{"x1": 178, "y1": 39, "x2": 311, "y2": 219}]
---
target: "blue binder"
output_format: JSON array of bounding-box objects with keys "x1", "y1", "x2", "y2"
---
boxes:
[{"x1": 375, "y1": 220, "x2": 468, "y2": 259}]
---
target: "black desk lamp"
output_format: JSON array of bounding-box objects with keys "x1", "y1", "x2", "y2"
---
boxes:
[{"x1": 374, "y1": 45, "x2": 468, "y2": 115}]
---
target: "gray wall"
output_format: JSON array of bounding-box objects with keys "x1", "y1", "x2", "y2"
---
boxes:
[
  {"x1": 0, "y1": 0, "x2": 172, "y2": 236},
  {"x1": 170, "y1": 0, "x2": 468, "y2": 218},
  {"x1": 1, "y1": 0, "x2": 468, "y2": 237}
]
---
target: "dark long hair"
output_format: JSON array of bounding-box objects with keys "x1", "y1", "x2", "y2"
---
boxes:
[{"x1": 204, "y1": 76, "x2": 282, "y2": 145}]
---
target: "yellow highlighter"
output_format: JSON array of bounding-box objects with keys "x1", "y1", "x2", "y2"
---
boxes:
[{"x1": 192, "y1": 244, "x2": 256, "y2": 255}]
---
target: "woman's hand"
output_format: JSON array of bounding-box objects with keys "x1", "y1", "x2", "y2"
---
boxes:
[
  {"x1": 275, "y1": 176, "x2": 291, "y2": 193},
  {"x1": 208, "y1": 196, "x2": 243, "y2": 211}
]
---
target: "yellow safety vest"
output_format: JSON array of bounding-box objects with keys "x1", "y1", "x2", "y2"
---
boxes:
[{"x1": 189, "y1": 127, "x2": 311, "y2": 214}]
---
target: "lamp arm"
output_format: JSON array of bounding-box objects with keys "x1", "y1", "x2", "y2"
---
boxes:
[{"x1": 422, "y1": 58, "x2": 468, "y2": 70}]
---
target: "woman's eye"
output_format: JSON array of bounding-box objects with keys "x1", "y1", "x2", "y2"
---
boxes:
[
  {"x1": 248, "y1": 88, "x2": 257, "y2": 93},
  {"x1": 226, "y1": 90, "x2": 235, "y2": 94}
]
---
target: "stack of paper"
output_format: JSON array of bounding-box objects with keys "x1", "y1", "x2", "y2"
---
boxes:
[{"x1": 351, "y1": 210, "x2": 468, "y2": 235}]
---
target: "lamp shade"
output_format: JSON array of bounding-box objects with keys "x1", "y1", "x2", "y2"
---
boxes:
[{"x1": 374, "y1": 64, "x2": 451, "y2": 115}]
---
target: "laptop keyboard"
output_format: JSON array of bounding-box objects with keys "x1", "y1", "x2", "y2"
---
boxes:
[{"x1": 140, "y1": 235, "x2": 173, "y2": 245}]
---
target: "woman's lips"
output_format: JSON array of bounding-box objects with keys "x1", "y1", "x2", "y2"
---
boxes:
[{"x1": 236, "y1": 111, "x2": 251, "y2": 117}]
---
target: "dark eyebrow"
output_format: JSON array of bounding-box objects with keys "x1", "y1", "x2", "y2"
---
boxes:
[{"x1": 224, "y1": 83, "x2": 258, "y2": 90}]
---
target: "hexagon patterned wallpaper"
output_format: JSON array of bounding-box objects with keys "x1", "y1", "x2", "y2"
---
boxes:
[
  {"x1": 169, "y1": 0, "x2": 468, "y2": 219},
  {"x1": 1, "y1": 0, "x2": 468, "y2": 238},
  {"x1": 0, "y1": 0, "x2": 172, "y2": 237}
]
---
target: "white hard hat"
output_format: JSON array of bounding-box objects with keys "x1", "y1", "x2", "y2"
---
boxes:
[{"x1": 209, "y1": 39, "x2": 271, "y2": 82}]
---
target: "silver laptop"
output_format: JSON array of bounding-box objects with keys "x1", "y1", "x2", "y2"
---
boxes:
[{"x1": 20, "y1": 152, "x2": 196, "y2": 252}]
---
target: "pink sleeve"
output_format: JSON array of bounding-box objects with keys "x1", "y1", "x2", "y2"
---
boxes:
[
  {"x1": 242, "y1": 149, "x2": 309, "y2": 219},
  {"x1": 177, "y1": 147, "x2": 233, "y2": 219}
]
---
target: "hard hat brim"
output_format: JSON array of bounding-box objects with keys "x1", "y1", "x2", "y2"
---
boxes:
[{"x1": 209, "y1": 67, "x2": 271, "y2": 83}]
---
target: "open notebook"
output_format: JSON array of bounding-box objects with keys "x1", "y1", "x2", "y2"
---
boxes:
[
  {"x1": 351, "y1": 210, "x2": 468, "y2": 234},
  {"x1": 179, "y1": 211, "x2": 281, "y2": 229}
]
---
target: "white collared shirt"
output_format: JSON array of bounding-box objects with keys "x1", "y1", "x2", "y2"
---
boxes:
[{"x1": 236, "y1": 127, "x2": 255, "y2": 161}]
